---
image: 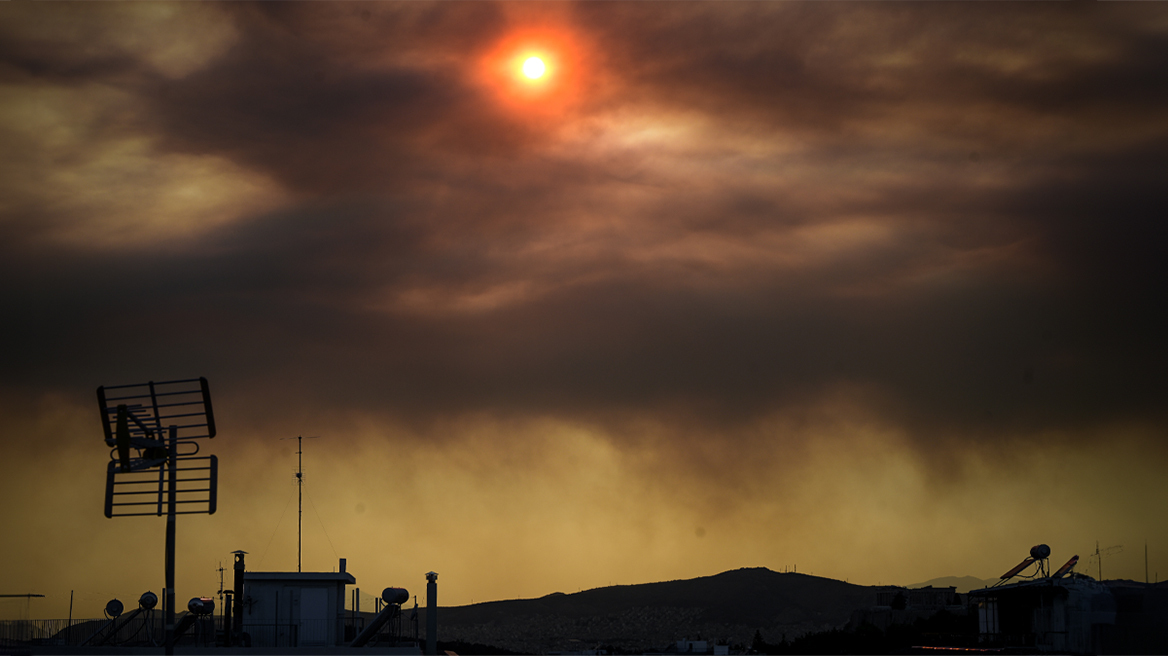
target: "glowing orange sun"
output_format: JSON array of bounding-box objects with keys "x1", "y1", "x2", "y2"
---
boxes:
[{"x1": 522, "y1": 56, "x2": 546, "y2": 80}]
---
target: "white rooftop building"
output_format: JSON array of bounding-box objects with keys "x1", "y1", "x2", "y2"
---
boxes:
[{"x1": 242, "y1": 558, "x2": 355, "y2": 647}]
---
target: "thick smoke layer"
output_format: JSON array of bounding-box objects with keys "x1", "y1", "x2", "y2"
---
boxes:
[{"x1": 1, "y1": 1, "x2": 1166, "y2": 618}]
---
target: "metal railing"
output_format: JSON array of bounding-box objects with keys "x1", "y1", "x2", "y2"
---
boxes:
[
  {"x1": 239, "y1": 622, "x2": 299, "y2": 648},
  {"x1": 1, "y1": 616, "x2": 371, "y2": 648},
  {"x1": 0, "y1": 619, "x2": 79, "y2": 647},
  {"x1": 0, "y1": 615, "x2": 217, "y2": 648},
  {"x1": 1, "y1": 618, "x2": 161, "y2": 647},
  {"x1": 240, "y1": 620, "x2": 332, "y2": 647}
]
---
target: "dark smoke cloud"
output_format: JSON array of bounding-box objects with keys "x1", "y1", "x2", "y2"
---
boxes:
[
  {"x1": 5, "y1": 4, "x2": 1168, "y2": 610},
  {"x1": 2, "y1": 0, "x2": 1166, "y2": 452}
]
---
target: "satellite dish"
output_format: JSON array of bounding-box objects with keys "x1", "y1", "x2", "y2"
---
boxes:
[
  {"x1": 1030, "y1": 544, "x2": 1051, "y2": 560},
  {"x1": 105, "y1": 599, "x2": 124, "y2": 618},
  {"x1": 139, "y1": 591, "x2": 158, "y2": 610}
]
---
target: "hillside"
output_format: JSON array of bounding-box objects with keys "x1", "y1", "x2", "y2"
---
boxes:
[
  {"x1": 905, "y1": 576, "x2": 999, "y2": 593},
  {"x1": 421, "y1": 568, "x2": 875, "y2": 653}
]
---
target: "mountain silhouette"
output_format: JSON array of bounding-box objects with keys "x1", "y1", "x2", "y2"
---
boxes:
[
  {"x1": 422, "y1": 568, "x2": 875, "y2": 653},
  {"x1": 904, "y1": 576, "x2": 998, "y2": 593}
]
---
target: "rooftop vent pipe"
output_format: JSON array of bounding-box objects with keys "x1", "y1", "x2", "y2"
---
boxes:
[{"x1": 425, "y1": 572, "x2": 438, "y2": 656}]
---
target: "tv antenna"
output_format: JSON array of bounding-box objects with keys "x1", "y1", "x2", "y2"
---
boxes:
[
  {"x1": 96, "y1": 377, "x2": 218, "y2": 656},
  {"x1": 1089, "y1": 541, "x2": 1123, "y2": 580},
  {"x1": 279, "y1": 435, "x2": 320, "y2": 572}
]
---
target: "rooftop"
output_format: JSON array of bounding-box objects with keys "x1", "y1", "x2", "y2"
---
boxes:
[{"x1": 245, "y1": 571, "x2": 356, "y2": 584}]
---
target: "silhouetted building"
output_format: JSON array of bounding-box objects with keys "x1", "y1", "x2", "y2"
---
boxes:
[
  {"x1": 853, "y1": 585, "x2": 965, "y2": 630},
  {"x1": 874, "y1": 585, "x2": 960, "y2": 609},
  {"x1": 651, "y1": 638, "x2": 729, "y2": 655},
  {"x1": 242, "y1": 558, "x2": 355, "y2": 647},
  {"x1": 1101, "y1": 580, "x2": 1168, "y2": 653},
  {"x1": 967, "y1": 576, "x2": 1168, "y2": 654}
]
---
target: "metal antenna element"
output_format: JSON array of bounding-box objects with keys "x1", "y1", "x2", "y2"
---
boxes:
[
  {"x1": 280, "y1": 435, "x2": 320, "y2": 572},
  {"x1": 1092, "y1": 541, "x2": 1124, "y2": 581},
  {"x1": 96, "y1": 377, "x2": 219, "y2": 656}
]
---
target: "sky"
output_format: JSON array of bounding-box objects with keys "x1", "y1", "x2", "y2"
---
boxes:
[{"x1": 1, "y1": 0, "x2": 1167, "y2": 621}]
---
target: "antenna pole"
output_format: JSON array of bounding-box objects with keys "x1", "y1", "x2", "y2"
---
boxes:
[
  {"x1": 279, "y1": 433, "x2": 318, "y2": 573},
  {"x1": 297, "y1": 435, "x2": 303, "y2": 573},
  {"x1": 165, "y1": 425, "x2": 177, "y2": 656}
]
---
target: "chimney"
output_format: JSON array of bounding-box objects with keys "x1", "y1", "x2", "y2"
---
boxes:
[
  {"x1": 232, "y1": 550, "x2": 247, "y2": 645},
  {"x1": 425, "y1": 572, "x2": 438, "y2": 655},
  {"x1": 340, "y1": 558, "x2": 347, "y2": 574}
]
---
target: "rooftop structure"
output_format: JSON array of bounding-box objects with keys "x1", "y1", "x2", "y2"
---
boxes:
[
  {"x1": 969, "y1": 575, "x2": 1114, "y2": 653},
  {"x1": 241, "y1": 558, "x2": 355, "y2": 648}
]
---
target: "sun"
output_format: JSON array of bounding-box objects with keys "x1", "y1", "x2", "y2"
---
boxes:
[
  {"x1": 478, "y1": 30, "x2": 584, "y2": 108},
  {"x1": 522, "y1": 56, "x2": 546, "y2": 80}
]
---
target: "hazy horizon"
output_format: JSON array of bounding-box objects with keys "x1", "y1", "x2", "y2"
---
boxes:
[
  {"x1": 2, "y1": 1, "x2": 1166, "y2": 621},
  {"x1": 0, "y1": 564, "x2": 1028, "y2": 621}
]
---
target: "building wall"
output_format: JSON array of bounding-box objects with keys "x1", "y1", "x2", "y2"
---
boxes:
[
  {"x1": 972, "y1": 578, "x2": 1118, "y2": 654},
  {"x1": 242, "y1": 580, "x2": 346, "y2": 647}
]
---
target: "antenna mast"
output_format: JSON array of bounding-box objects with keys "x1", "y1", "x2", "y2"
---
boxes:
[
  {"x1": 1092, "y1": 541, "x2": 1124, "y2": 581},
  {"x1": 281, "y1": 435, "x2": 319, "y2": 572},
  {"x1": 96, "y1": 377, "x2": 218, "y2": 656},
  {"x1": 298, "y1": 435, "x2": 302, "y2": 573}
]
